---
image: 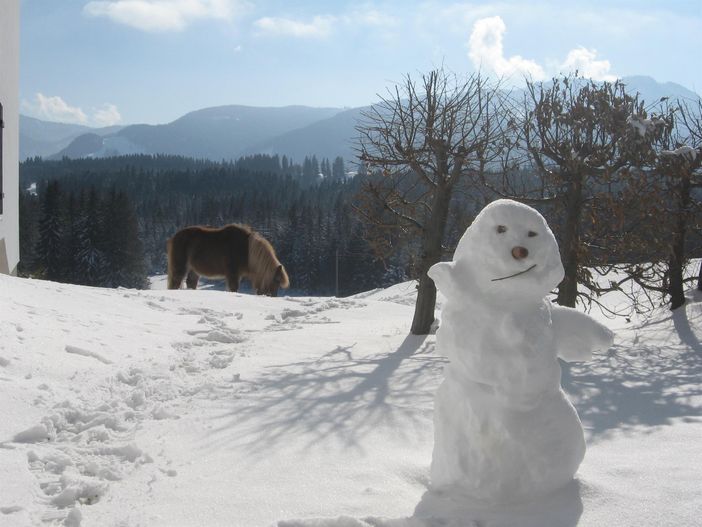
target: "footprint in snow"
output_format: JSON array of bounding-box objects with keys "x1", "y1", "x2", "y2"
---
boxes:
[
  {"x1": 185, "y1": 312, "x2": 247, "y2": 346},
  {"x1": 15, "y1": 406, "x2": 152, "y2": 523},
  {"x1": 145, "y1": 300, "x2": 167, "y2": 311},
  {"x1": 0, "y1": 505, "x2": 24, "y2": 515},
  {"x1": 8, "y1": 362, "x2": 188, "y2": 524},
  {"x1": 187, "y1": 328, "x2": 246, "y2": 344},
  {"x1": 208, "y1": 350, "x2": 235, "y2": 369}
]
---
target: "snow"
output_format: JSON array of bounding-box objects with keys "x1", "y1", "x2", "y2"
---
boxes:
[
  {"x1": 661, "y1": 145, "x2": 698, "y2": 161},
  {"x1": 626, "y1": 115, "x2": 666, "y2": 137},
  {"x1": 0, "y1": 267, "x2": 701, "y2": 526},
  {"x1": 64, "y1": 345, "x2": 113, "y2": 364}
]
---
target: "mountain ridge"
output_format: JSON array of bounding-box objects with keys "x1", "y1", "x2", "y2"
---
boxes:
[{"x1": 21, "y1": 75, "x2": 701, "y2": 162}]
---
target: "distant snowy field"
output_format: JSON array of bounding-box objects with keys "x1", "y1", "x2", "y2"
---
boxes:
[{"x1": 1, "y1": 275, "x2": 700, "y2": 526}]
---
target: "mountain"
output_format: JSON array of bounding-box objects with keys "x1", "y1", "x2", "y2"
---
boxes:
[
  {"x1": 244, "y1": 106, "x2": 365, "y2": 163},
  {"x1": 121, "y1": 105, "x2": 344, "y2": 160},
  {"x1": 19, "y1": 115, "x2": 122, "y2": 160},
  {"x1": 231, "y1": 74, "x2": 702, "y2": 163},
  {"x1": 50, "y1": 105, "x2": 345, "y2": 161},
  {"x1": 621, "y1": 75, "x2": 701, "y2": 105},
  {"x1": 21, "y1": 76, "x2": 701, "y2": 163},
  {"x1": 52, "y1": 133, "x2": 105, "y2": 159}
]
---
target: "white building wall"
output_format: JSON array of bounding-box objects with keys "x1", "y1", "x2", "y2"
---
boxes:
[{"x1": 0, "y1": 0, "x2": 20, "y2": 274}]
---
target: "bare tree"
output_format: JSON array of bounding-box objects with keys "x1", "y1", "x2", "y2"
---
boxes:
[
  {"x1": 480, "y1": 75, "x2": 700, "y2": 314},
  {"x1": 599, "y1": 99, "x2": 702, "y2": 312},
  {"x1": 676, "y1": 99, "x2": 702, "y2": 295},
  {"x1": 517, "y1": 75, "x2": 656, "y2": 308},
  {"x1": 648, "y1": 99, "x2": 702, "y2": 309},
  {"x1": 355, "y1": 68, "x2": 507, "y2": 334}
]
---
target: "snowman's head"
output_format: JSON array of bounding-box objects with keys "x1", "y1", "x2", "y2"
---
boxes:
[{"x1": 430, "y1": 199, "x2": 564, "y2": 305}]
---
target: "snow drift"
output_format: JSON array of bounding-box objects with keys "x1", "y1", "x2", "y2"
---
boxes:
[{"x1": 0, "y1": 274, "x2": 700, "y2": 526}]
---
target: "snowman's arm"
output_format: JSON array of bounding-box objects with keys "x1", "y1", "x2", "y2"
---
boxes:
[
  {"x1": 428, "y1": 261, "x2": 456, "y2": 294},
  {"x1": 550, "y1": 304, "x2": 614, "y2": 362}
]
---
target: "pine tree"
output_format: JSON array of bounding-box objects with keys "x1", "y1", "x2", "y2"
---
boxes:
[
  {"x1": 62, "y1": 192, "x2": 83, "y2": 283},
  {"x1": 311, "y1": 155, "x2": 320, "y2": 180},
  {"x1": 302, "y1": 156, "x2": 315, "y2": 186},
  {"x1": 321, "y1": 158, "x2": 331, "y2": 179},
  {"x1": 18, "y1": 191, "x2": 40, "y2": 276},
  {"x1": 75, "y1": 187, "x2": 107, "y2": 286},
  {"x1": 36, "y1": 181, "x2": 65, "y2": 281},
  {"x1": 332, "y1": 157, "x2": 345, "y2": 182},
  {"x1": 102, "y1": 189, "x2": 148, "y2": 288}
]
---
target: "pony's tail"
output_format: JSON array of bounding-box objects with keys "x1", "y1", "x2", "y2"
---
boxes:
[{"x1": 166, "y1": 237, "x2": 178, "y2": 289}]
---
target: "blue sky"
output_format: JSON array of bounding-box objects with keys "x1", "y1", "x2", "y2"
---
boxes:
[{"x1": 20, "y1": 0, "x2": 702, "y2": 126}]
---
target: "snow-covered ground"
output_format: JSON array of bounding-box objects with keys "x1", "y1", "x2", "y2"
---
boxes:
[{"x1": 1, "y1": 275, "x2": 700, "y2": 526}]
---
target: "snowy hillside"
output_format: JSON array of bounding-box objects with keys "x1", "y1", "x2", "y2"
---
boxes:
[{"x1": 0, "y1": 275, "x2": 700, "y2": 526}]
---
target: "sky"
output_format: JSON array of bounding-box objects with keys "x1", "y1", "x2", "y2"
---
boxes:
[{"x1": 19, "y1": 0, "x2": 702, "y2": 126}]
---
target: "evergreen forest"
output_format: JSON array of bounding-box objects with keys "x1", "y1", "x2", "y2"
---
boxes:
[{"x1": 18, "y1": 154, "x2": 402, "y2": 296}]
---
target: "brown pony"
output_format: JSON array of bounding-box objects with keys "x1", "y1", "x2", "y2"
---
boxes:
[{"x1": 167, "y1": 224, "x2": 290, "y2": 296}]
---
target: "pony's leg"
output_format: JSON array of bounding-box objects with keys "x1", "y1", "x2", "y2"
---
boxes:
[
  {"x1": 167, "y1": 268, "x2": 186, "y2": 289},
  {"x1": 185, "y1": 270, "x2": 199, "y2": 290},
  {"x1": 225, "y1": 273, "x2": 240, "y2": 292}
]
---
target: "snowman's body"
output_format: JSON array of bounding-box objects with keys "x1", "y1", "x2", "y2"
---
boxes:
[{"x1": 428, "y1": 200, "x2": 613, "y2": 502}]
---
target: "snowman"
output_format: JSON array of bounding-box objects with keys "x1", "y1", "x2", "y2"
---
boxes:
[{"x1": 427, "y1": 199, "x2": 613, "y2": 503}]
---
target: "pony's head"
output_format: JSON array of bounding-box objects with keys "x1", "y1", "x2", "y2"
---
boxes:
[
  {"x1": 249, "y1": 233, "x2": 290, "y2": 297},
  {"x1": 261, "y1": 264, "x2": 290, "y2": 297}
]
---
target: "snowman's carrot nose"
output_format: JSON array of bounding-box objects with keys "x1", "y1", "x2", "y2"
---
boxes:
[{"x1": 512, "y1": 246, "x2": 529, "y2": 260}]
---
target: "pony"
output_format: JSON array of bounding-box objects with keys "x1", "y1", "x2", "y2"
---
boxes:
[{"x1": 167, "y1": 224, "x2": 289, "y2": 296}]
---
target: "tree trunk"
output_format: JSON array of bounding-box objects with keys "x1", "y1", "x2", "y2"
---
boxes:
[
  {"x1": 412, "y1": 273, "x2": 439, "y2": 335},
  {"x1": 556, "y1": 175, "x2": 583, "y2": 308},
  {"x1": 669, "y1": 247, "x2": 686, "y2": 310},
  {"x1": 668, "y1": 173, "x2": 691, "y2": 310},
  {"x1": 411, "y1": 186, "x2": 451, "y2": 334}
]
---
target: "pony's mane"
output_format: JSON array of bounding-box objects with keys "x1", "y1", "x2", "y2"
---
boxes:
[{"x1": 248, "y1": 232, "x2": 290, "y2": 289}]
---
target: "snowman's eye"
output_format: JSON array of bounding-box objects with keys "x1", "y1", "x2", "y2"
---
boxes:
[
  {"x1": 528, "y1": 230, "x2": 538, "y2": 237},
  {"x1": 496, "y1": 225, "x2": 507, "y2": 234}
]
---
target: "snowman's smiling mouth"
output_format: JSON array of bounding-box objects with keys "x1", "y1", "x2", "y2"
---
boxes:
[{"x1": 491, "y1": 264, "x2": 537, "y2": 282}]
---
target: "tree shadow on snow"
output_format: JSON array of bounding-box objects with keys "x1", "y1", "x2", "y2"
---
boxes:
[
  {"x1": 207, "y1": 335, "x2": 445, "y2": 456},
  {"x1": 562, "y1": 299, "x2": 702, "y2": 440}
]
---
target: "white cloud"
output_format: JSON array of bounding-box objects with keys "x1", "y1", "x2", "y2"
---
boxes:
[
  {"x1": 22, "y1": 94, "x2": 123, "y2": 127},
  {"x1": 83, "y1": 0, "x2": 247, "y2": 32},
  {"x1": 93, "y1": 103, "x2": 123, "y2": 127},
  {"x1": 253, "y1": 15, "x2": 336, "y2": 39},
  {"x1": 560, "y1": 46, "x2": 616, "y2": 82},
  {"x1": 251, "y1": 7, "x2": 397, "y2": 41},
  {"x1": 23, "y1": 94, "x2": 89, "y2": 125},
  {"x1": 468, "y1": 16, "x2": 545, "y2": 80},
  {"x1": 467, "y1": 16, "x2": 618, "y2": 83}
]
